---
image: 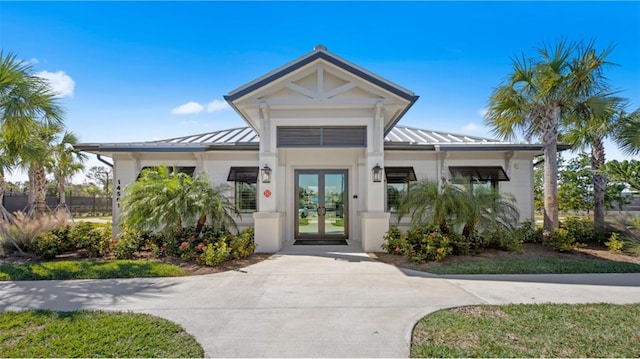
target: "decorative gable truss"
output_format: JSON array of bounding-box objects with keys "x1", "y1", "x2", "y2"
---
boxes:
[{"x1": 225, "y1": 47, "x2": 418, "y2": 135}]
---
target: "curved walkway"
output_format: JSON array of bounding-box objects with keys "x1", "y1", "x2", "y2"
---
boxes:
[{"x1": 1, "y1": 243, "x2": 639, "y2": 358}]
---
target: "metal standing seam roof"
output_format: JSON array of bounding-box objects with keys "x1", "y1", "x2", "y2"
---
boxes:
[
  {"x1": 148, "y1": 125, "x2": 504, "y2": 146},
  {"x1": 74, "y1": 125, "x2": 552, "y2": 153}
]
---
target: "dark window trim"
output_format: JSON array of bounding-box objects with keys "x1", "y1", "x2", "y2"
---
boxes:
[
  {"x1": 448, "y1": 166, "x2": 510, "y2": 182},
  {"x1": 384, "y1": 167, "x2": 417, "y2": 184},
  {"x1": 227, "y1": 167, "x2": 259, "y2": 183}
]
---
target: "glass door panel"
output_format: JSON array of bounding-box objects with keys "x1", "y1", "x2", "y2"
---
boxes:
[
  {"x1": 295, "y1": 170, "x2": 348, "y2": 240},
  {"x1": 323, "y1": 173, "x2": 346, "y2": 237},
  {"x1": 297, "y1": 173, "x2": 319, "y2": 237}
]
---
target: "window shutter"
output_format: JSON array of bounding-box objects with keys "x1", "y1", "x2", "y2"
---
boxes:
[{"x1": 277, "y1": 126, "x2": 366, "y2": 147}]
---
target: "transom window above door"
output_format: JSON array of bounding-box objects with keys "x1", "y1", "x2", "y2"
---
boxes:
[{"x1": 277, "y1": 126, "x2": 366, "y2": 148}]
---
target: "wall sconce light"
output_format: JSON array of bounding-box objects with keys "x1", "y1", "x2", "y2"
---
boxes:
[
  {"x1": 372, "y1": 164, "x2": 383, "y2": 183},
  {"x1": 260, "y1": 165, "x2": 272, "y2": 183}
]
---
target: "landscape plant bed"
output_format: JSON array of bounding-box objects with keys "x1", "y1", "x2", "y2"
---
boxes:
[
  {"x1": 0, "y1": 310, "x2": 204, "y2": 357},
  {"x1": 373, "y1": 243, "x2": 640, "y2": 274},
  {"x1": 411, "y1": 303, "x2": 640, "y2": 358},
  {"x1": 0, "y1": 252, "x2": 273, "y2": 279}
]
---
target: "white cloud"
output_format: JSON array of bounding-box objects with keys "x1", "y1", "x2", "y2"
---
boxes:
[
  {"x1": 477, "y1": 108, "x2": 488, "y2": 118},
  {"x1": 35, "y1": 70, "x2": 75, "y2": 98},
  {"x1": 462, "y1": 123, "x2": 484, "y2": 132},
  {"x1": 206, "y1": 99, "x2": 229, "y2": 112},
  {"x1": 171, "y1": 101, "x2": 204, "y2": 115},
  {"x1": 28, "y1": 58, "x2": 39, "y2": 65}
]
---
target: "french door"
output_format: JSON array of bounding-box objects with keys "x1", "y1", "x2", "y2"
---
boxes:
[{"x1": 295, "y1": 170, "x2": 348, "y2": 240}]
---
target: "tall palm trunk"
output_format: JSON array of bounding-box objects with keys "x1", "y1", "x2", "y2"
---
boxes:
[
  {"x1": 57, "y1": 175, "x2": 67, "y2": 206},
  {"x1": 31, "y1": 165, "x2": 47, "y2": 215},
  {"x1": 591, "y1": 137, "x2": 606, "y2": 231},
  {"x1": 542, "y1": 107, "x2": 560, "y2": 236},
  {"x1": 27, "y1": 166, "x2": 36, "y2": 205},
  {"x1": 0, "y1": 175, "x2": 5, "y2": 216}
]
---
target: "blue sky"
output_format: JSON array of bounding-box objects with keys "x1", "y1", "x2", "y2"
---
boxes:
[{"x1": 2, "y1": 1, "x2": 639, "y2": 182}]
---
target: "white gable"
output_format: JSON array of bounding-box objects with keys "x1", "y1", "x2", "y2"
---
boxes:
[{"x1": 225, "y1": 46, "x2": 418, "y2": 134}]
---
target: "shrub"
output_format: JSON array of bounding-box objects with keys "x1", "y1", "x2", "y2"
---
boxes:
[
  {"x1": 449, "y1": 230, "x2": 477, "y2": 256},
  {"x1": 200, "y1": 241, "x2": 231, "y2": 266},
  {"x1": 515, "y1": 219, "x2": 543, "y2": 243},
  {"x1": 69, "y1": 222, "x2": 111, "y2": 258},
  {"x1": 561, "y1": 217, "x2": 597, "y2": 243},
  {"x1": 113, "y1": 229, "x2": 145, "y2": 259},
  {"x1": 381, "y1": 226, "x2": 406, "y2": 255},
  {"x1": 31, "y1": 232, "x2": 66, "y2": 259},
  {"x1": 148, "y1": 231, "x2": 179, "y2": 257},
  {"x1": 605, "y1": 233, "x2": 624, "y2": 254},
  {"x1": 404, "y1": 226, "x2": 453, "y2": 263},
  {"x1": 228, "y1": 227, "x2": 256, "y2": 259},
  {"x1": 484, "y1": 227, "x2": 523, "y2": 253},
  {"x1": 547, "y1": 228, "x2": 585, "y2": 253}
]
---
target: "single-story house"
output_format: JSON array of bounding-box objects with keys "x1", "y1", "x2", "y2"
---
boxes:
[{"x1": 76, "y1": 45, "x2": 548, "y2": 252}]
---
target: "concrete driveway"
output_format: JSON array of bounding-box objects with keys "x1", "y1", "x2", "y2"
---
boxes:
[{"x1": 1, "y1": 242, "x2": 639, "y2": 357}]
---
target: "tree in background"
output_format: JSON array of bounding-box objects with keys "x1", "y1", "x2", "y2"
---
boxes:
[
  {"x1": 564, "y1": 93, "x2": 639, "y2": 230},
  {"x1": 557, "y1": 153, "x2": 629, "y2": 213},
  {"x1": 485, "y1": 40, "x2": 613, "y2": 235},
  {"x1": 603, "y1": 160, "x2": 640, "y2": 192},
  {"x1": 558, "y1": 154, "x2": 592, "y2": 213},
  {"x1": 86, "y1": 166, "x2": 112, "y2": 196},
  {"x1": 48, "y1": 131, "x2": 87, "y2": 211}
]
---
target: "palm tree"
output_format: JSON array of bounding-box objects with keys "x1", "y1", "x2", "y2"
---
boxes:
[
  {"x1": 48, "y1": 131, "x2": 87, "y2": 213},
  {"x1": 397, "y1": 179, "x2": 465, "y2": 233},
  {"x1": 563, "y1": 95, "x2": 632, "y2": 230},
  {"x1": 459, "y1": 182, "x2": 520, "y2": 237},
  {"x1": 397, "y1": 178, "x2": 521, "y2": 241},
  {"x1": 615, "y1": 109, "x2": 640, "y2": 156},
  {"x1": 21, "y1": 123, "x2": 62, "y2": 215},
  {"x1": 485, "y1": 40, "x2": 612, "y2": 234},
  {"x1": 120, "y1": 166, "x2": 239, "y2": 236},
  {"x1": 191, "y1": 173, "x2": 240, "y2": 236},
  {"x1": 0, "y1": 51, "x2": 63, "y2": 154}
]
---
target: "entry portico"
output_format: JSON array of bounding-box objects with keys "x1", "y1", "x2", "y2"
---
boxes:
[
  {"x1": 224, "y1": 44, "x2": 418, "y2": 252},
  {"x1": 77, "y1": 45, "x2": 545, "y2": 253}
]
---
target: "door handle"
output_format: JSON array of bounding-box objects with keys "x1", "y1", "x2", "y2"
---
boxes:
[{"x1": 317, "y1": 206, "x2": 326, "y2": 216}]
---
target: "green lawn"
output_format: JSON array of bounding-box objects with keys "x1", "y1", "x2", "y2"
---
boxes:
[
  {"x1": 412, "y1": 303, "x2": 640, "y2": 358},
  {"x1": 428, "y1": 257, "x2": 640, "y2": 275},
  {"x1": 0, "y1": 310, "x2": 204, "y2": 357},
  {"x1": 0, "y1": 260, "x2": 185, "y2": 280}
]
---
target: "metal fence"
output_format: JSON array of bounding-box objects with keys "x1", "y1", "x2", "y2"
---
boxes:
[{"x1": 2, "y1": 192, "x2": 112, "y2": 215}]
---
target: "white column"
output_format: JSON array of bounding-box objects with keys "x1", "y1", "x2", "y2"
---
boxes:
[
  {"x1": 253, "y1": 104, "x2": 283, "y2": 252},
  {"x1": 361, "y1": 105, "x2": 389, "y2": 252}
]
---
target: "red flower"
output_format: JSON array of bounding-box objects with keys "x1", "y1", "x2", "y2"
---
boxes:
[
  {"x1": 161, "y1": 246, "x2": 167, "y2": 252},
  {"x1": 179, "y1": 241, "x2": 188, "y2": 251},
  {"x1": 395, "y1": 246, "x2": 401, "y2": 252},
  {"x1": 188, "y1": 236, "x2": 195, "y2": 242},
  {"x1": 197, "y1": 242, "x2": 205, "y2": 250},
  {"x1": 430, "y1": 232, "x2": 437, "y2": 237}
]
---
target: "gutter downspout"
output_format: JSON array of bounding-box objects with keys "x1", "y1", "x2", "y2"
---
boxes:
[{"x1": 97, "y1": 155, "x2": 113, "y2": 168}]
